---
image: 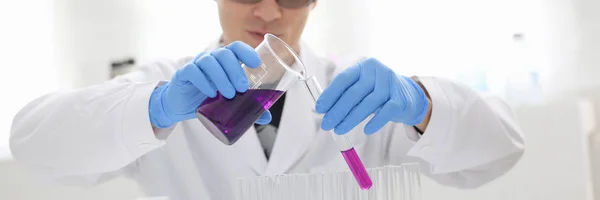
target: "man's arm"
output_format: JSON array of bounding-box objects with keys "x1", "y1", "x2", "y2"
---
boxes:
[
  {"x1": 387, "y1": 76, "x2": 525, "y2": 188},
  {"x1": 9, "y1": 58, "x2": 186, "y2": 186},
  {"x1": 316, "y1": 57, "x2": 524, "y2": 188}
]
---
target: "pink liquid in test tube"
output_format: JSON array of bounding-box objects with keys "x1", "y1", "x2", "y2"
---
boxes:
[
  {"x1": 341, "y1": 148, "x2": 373, "y2": 190},
  {"x1": 303, "y1": 76, "x2": 372, "y2": 190}
]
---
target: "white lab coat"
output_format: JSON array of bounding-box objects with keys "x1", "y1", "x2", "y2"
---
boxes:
[{"x1": 10, "y1": 41, "x2": 524, "y2": 200}]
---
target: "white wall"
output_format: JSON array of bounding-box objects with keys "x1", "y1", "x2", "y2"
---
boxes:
[
  {"x1": 301, "y1": 0, "x2": 373, "y2": 59},
  {"x1": 368, "y1": 0, "x2": 520, "y2": 76},
  {"x1": 54, "y1": 0, "x2": 221, "y2": 89},
  {"x1": 538, "y1": 0, "x2": 600, "y2": 93},
  {"x1": 0, "y1": 1, "x2": 59, "y2": 160}
]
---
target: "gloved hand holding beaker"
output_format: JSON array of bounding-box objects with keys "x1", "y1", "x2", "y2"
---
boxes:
[{"x1": 149, "y1": 41, "x2": 272, "y2": 129}]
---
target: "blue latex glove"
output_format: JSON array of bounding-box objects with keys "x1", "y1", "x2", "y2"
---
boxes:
[
  {"x1": 149, "y1": 41, "x2": 272, "y2": 128},
  {"x1": 315, "y1": 58, "x2": 429, "y2": 135}
]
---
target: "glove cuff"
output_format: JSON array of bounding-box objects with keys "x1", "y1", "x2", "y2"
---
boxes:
[
  {"x1": 149, "y1": 83, "x2": 175, "y2": 128},
  {"x1": 399, "y1": 76, "x2": 430, "y2": 126}
]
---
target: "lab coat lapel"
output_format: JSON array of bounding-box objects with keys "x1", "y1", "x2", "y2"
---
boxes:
[
  {"x1": 264, "y1": 43, "x2": 326, "y2": 175},
  {"x1": 233, "y1": 126, "x2": 268, "y2": 174}
]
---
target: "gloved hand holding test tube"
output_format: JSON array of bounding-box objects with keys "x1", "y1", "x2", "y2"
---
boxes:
[{"x1": 304, "y1": 75, "x2": 373, "y2": 190}]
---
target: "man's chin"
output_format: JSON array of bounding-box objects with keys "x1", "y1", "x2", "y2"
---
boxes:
[{"x1": 220, "y1": 37, "x2": 257, "y2": 48}]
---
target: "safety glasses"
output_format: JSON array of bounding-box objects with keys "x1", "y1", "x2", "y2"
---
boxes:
[{"x1": 232, "y1": 0, "x2": 316, "y2": 9}]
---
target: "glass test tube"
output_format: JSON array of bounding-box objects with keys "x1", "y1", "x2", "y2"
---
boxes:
[{"x1": 303, "y1": 76, "x2": 373, "y2": 190}]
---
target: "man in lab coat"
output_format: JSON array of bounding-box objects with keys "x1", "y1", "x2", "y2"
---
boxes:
[{"x1": 10, "y1": 0, "x2": 524, "y2": 199}]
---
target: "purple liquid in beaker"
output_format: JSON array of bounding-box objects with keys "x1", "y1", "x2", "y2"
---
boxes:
[
  {"x1": 196, "y1": 89, "x2": 284, "y2": 145},
  {"x1": 342, "y1": 148, "x2": 373, "y2": 190}
]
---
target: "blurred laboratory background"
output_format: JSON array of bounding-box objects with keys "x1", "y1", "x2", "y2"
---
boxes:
[{"x1": 1, "y1": 0, "x2": 599, "y2": 199}]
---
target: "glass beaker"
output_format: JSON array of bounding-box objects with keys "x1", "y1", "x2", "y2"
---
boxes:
[{"x1": 195, "y1": 33, "x2": 306, "y2": 145}]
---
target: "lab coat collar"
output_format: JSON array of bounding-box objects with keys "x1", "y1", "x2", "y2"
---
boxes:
[{"x1": 203, "y1": 39, "x2": 323, "y2": 175}]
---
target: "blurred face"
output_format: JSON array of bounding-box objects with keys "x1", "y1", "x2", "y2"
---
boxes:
[{"x1": 217, "y1": 0, "x2": 315, "y2": 52}]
